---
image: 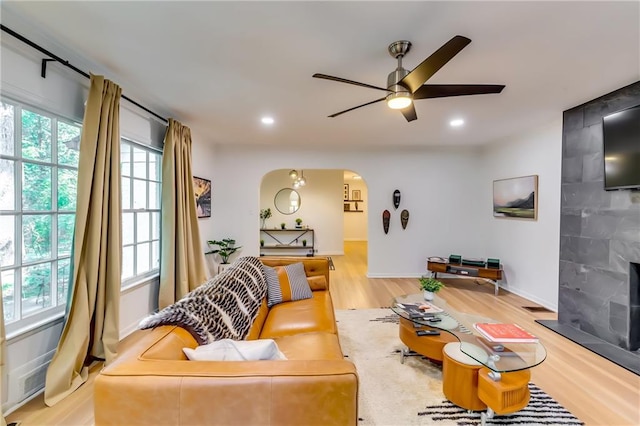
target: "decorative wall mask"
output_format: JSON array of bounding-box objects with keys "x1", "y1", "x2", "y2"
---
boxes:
[
  {"x1": 393, "y1": 190, "x2": 401, "y2": 209},
  {"x1": 401, "y1": 209, "x2": 409, "y2": 229},
  {"x1": 382, "y1": 210, "x2": 390, "y2": 234}
]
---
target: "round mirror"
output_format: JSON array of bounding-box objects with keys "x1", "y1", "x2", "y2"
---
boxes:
[{"x1": 274, "y1": 188, "x2": 301, "y2": 215}]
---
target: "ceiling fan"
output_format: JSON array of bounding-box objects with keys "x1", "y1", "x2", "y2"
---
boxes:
[{"x1": 313, "y1": 35, "x2": 505, "y2": 122}]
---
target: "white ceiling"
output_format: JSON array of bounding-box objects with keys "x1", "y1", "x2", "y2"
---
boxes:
[{"x1": 1, "y1": 1, "x2": 639, "y2": 149}]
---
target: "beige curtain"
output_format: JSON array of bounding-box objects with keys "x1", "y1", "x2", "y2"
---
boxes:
[
  {"x1": 44, "y1": 75, "x2": 122, "y2": 406},
  {"x1": 1, "y1": 274, "x2": 7, "y2": 426},
  {"x1": 159, "y1": 119, "x2": 207, "y2": 308}
]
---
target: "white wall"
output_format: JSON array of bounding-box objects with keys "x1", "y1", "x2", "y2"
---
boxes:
[
  {"x1": 480, "y1": 120, "x2": 563, "y2": 310},
  {"x1": 343, "y1": 177, "x2": 368, "y2": 241},
  {"x1": 211, "y1": 145, "x2": 486, "y2": 277}
]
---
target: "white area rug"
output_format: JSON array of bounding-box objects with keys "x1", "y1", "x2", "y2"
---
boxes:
[{"x1": 335, "y1": 309, "x2": 584, "y2": 426}]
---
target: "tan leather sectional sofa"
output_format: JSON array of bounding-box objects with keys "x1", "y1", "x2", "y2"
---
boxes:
[{"x1": 94, "y1": 257, "x2": 358, "y2": 425}]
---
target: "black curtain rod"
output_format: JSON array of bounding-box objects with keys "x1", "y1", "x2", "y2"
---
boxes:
[{"x1": 1, "y1": 24, "x2": 168, "y2": 125}]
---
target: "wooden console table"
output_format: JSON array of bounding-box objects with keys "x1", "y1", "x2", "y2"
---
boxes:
[{"x1": 427, "y1": 261, "x2": 503, "y2": 296}]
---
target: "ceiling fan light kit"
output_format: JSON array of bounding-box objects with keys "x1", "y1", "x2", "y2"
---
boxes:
[{"x1": 313, "y1": 35, "x2": 505, "y2": 122}]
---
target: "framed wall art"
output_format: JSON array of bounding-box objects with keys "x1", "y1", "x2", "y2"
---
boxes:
[
  {"x1": 352, "y1": 189, "x2": 361, "y2": 200},
  {"x1": 193, "y1": 176, "x2": 211, "y2": 218},
  {"x1": 492, "y1": 175, "x2": 538, "y2": 220},
  {"x1": 344, "y1": 184, "x2": 350, "y2": 200}
]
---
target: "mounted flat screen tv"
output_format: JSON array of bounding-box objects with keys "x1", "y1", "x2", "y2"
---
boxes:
[{"x1": 603, "y1": 104, "x2": 640, "y2": 190}]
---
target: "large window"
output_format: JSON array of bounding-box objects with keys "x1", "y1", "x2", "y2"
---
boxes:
[
  {"x1": 120, "y1": 139, "x2": 161, "y2": 287},
  {"x1": 0, "y1": 99, "x2": 80, "y2": 331}
]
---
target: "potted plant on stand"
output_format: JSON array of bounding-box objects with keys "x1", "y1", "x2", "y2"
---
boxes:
[
  {"x1": 295, "y1": 218, "x2": 303, "y2": 228},
  {"x1": 206, "y1": 238, "x2": 242, "y2": 265},
  {"x1": 418, "y1": 276, "x2": 445, "y2": 301}
]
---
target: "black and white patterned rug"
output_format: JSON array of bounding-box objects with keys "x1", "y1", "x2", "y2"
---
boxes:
[
  {"x1": 419, "y1": 383, "x2": 583, "y2": 425},
  {"x1": 335, "y1": 309, "x2": 584, "y2": 426}
]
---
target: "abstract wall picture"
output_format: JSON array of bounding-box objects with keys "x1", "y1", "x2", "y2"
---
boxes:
[
  {"x1": 193, "y1": 176, "x2": 211, "y2": 218},
  {"x1": 493, "y1": 175, "x2": 538, "y2": 220}
]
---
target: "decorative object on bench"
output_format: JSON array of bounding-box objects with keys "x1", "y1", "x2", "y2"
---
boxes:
[
  {"x1": 206, "y1": 238, "x2": 242, "y2": 264},
  {"x1": 139, "y1": 257, "x2": 266, "y2": 344},
  {"x1": 383, "y1": 209, "x2": 390, "y2": 234},
  {"x1": 263, "y1": 262, "x2": 313, "y2": 307},
  {"x1": 295, "y1": 217, "x2": 303, "y2": 228},
  {"x1": 418, "y1": 276, "x2": 445, "y2": 300},
  {"x1": 401, "y1": 209, "x2": 409, "y2": 229},
  {"x1": 393, "y1": 189, "x2": 401, "y2": 209}
]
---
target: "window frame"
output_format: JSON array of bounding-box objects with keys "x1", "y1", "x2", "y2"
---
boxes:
[
  {"x1": 120, "y1": 138, "x2": 162, "y2": 290},
  {"x1": 0, "y1": 97, "x2": 81, "y2": 336}
]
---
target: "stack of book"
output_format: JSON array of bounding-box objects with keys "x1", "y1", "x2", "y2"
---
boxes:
[{"x1": 473, "y1": 322, "x2": 538, "y2": 343}]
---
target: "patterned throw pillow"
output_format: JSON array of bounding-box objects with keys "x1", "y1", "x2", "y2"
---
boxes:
[{"x1": 263, "y1": 262, "x2": 313, "y2": 307}]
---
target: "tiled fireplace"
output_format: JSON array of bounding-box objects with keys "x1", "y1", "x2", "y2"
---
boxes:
[{"x1": 538, "y1": 81, "x2": 640, "y2": 375}]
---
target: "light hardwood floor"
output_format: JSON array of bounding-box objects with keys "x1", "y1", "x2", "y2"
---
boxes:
[{"x1": 6, "y1": 241, "x2": 640, "y2": 425}]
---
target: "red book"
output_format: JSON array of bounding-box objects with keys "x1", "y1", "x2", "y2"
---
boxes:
[{"x1": 473, "y1": 323, "x2": 538, "y2": 343}]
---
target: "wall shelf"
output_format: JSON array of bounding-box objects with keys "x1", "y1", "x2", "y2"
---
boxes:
[{"x1": 259, "y1": 228, "x2": 314, "y2": 256}]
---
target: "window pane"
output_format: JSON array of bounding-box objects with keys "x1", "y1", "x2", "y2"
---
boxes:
[
  {"x1": 122, "y1": 246, "x2": 134, "y2": 280},
  {"x1": 57, "y1": 122, "x2": 80, "y2": 166},
  {"x1": 149, "y1": 181, "x2": 160, "y2": 210},
  {"x1": 122, "y1": 213, "x2": 134, "y2": 245},
  {"x1": 132, "y1": 147, "x2": 147, "y2": 179},
  {"x1": 22, "y1": 262, "x2": 52, "y2": 315},
  {"x1": 22, "y1": 163, "x2": 52, "y2": 211},
  {"x1": 1, "y1": 102, "x2": 14, "y2": 156},
  {"x1": 133, "y1": 179, "x2": 147, "y2": 209},
  {"x1": 0, "y1": 159, "x2": 15, "y2": 211},
  {"x1": 149, "y1": 152, "x2": 161, "y2": 181},
  {"x1": 122, "y1": 177, "x2": 131, "y2": 210},
  {"x1": 152, "y1": 240, "x2": 160, "y2": 270},
  {"x1": 151, "y1": 212, "x2": 160, "y2": 239},
  {"x1": 136, "y1": 243, "x2": 150, "y2": 275},
  {"x1": 22, "y1": 109, "x2": 51, "y2": 162},
  {"x1": 57, "y1": 258, "x2": 70, "y2": 306},
  {"x1": 2, "y1": 269, "x2": 15, "y2": 322},
  {"x1": 23, "y1": 214, "x2": 52, "y2": 262},
  {"x1": 137, "y1": 212, "x2": 150, "y2": 242},
  {"x1": 121, "y1": 143, "x2": 131, "y2": 177},
  {"x1": 58, "y1": 214, "x2": 75, "y2": 256},
  {"x1": 58, "y1": 168, "x2": 78, "y2": 211},
  {"x1": 0, "y1": 215, "x2": 15, "y2": 267}
]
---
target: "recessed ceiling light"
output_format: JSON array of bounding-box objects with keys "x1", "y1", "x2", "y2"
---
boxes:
[
  {"x1": 450, "y1": 118, "x2": 464, "y2": 127},
  {"x1": 353, "y1": 175, "x2": 362, "y2": 180},
  {"x1": 261, "y1": 116, "x2": 275, "y2": 125}
]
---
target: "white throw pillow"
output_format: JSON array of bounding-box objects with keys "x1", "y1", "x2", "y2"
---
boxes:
[{"x1": 183, "y1": 338, "x2": 287, "y2": 361}]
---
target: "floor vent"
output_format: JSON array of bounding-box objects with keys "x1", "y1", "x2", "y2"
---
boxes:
[
  {"x1": 522, "y1": 305, "x2": 553, "y2": 313},
  {"x1": 19, "y1": 363, "x2": 48, "y2": 400}
]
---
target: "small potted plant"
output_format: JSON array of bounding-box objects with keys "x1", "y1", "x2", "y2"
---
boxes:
[
  {"x1": 295, "y1": 218, "x2": 303, "y2": 228},
  {"x1": 260, "y1": 239, "x2": 265, "y2": 247},
  {"x1": 302, "y1": 239, "x2": 307, "y2": 247},
  {"x1": 418, "y1": 276, "x2": 445, "y2": 301},
  {"x1": 280, "y1": 222, "x2": 286, "y2": 229}
]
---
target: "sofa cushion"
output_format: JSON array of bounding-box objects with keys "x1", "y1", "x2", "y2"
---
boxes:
[
  {"x1": 264, "y1": 262, "x2": 313, "y2": 307},
  {"x1": 260, "y1": 291, "x2": 337, "y2": 338},
  {"x1": 183, "y1": 339, "x2": 287, "y2": 361},
  {"x1": 139, "y1": 256, "x2": 267, "y2": 344}
]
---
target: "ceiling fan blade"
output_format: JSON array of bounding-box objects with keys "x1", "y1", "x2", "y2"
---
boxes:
[
  {"x1": 313, "y1": 73, "x2": 390, "y2": 92},
  {"x1": 413, "y1": 84, "x2": 505, "y2": 99},
  {"x1": 328, "y1": 97, "x2": 386, "y2": 118},
  {"x1": 399, "y1": 35, "x2": 472, "y2": 93},
  {"x1": 400, "y1": 103, "x2": 417, "y2": 122}
]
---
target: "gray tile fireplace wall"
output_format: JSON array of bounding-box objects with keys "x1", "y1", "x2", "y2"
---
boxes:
[{"x1": 559, "y1": 80, "x2": 640, "y2": 352}]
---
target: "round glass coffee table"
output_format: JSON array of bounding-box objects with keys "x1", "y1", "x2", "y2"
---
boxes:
[{"x1": 390, "y1": 293, "x2": 547, "y2": 425}]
